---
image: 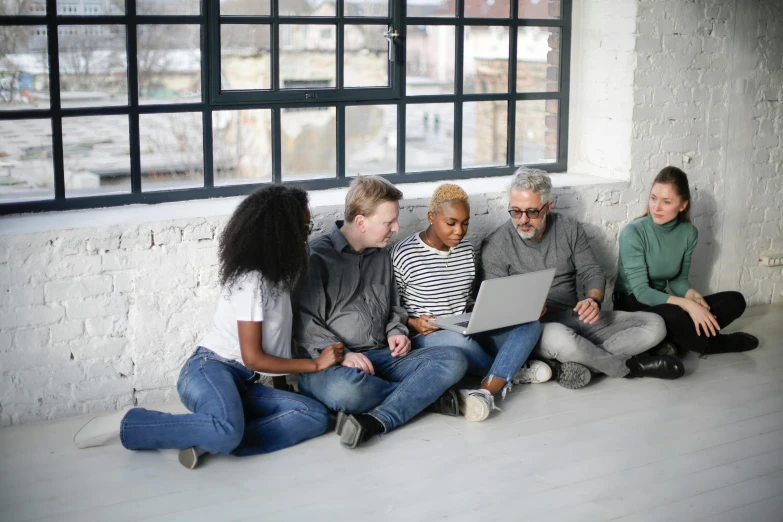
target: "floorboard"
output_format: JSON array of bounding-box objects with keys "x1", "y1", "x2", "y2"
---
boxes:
[{"x1": 1, "y1": 304, "x2": 781, "y2": 522}]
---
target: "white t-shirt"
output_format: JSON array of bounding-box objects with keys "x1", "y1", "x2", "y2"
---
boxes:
[{"x1": 199, "y1": 272, "x2": 293, "y2": 376}]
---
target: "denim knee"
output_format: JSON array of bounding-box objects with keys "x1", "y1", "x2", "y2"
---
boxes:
[
  {"x1": 313, "y1": 376, "x2": 385, "y2": 413},
  {"x1": 297, "y1": 395, "x2": 332, "y2": 434},
  {"x1": 424, "y1": 345, "x2": 469, "y2": 384},
  {"x1": 210, "y1": 417, "x2": 245, "y2": 455}
]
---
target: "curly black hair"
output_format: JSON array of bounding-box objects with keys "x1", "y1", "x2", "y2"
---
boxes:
[{"x1": 218, "y1": 185, "x2": 309, "y2": 295}]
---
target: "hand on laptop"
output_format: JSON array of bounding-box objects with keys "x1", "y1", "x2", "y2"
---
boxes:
[
  {"x1": 389, "y1": 334, "x2": 411, "y2": 357},
  {"x1": 409, "y1": 315, "x2": 440, "y2": 336},
  {"x1": 540, "y1": 305, "x2": 547, "y2": 318}
]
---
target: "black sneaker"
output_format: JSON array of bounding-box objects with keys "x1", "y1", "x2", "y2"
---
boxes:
[
  {"x1": 547, "y1": 359, "x2": 592, "y2": 390},
  {"x1": 427, "y1": 388, "x2": 460, "y2": 416}
]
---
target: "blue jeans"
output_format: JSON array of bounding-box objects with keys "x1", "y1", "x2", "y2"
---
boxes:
[
  {"x1": 297, "y1": 344, "x2": 467, "y2": 433},
  {"x1": 120, "y1": 347, "x2": 330, "y2": 456},
  {"x1": 412, "y1": 321, "x2": 542, "y2": 393}
]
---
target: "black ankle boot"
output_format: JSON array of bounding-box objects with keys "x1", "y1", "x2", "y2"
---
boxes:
[
  {"x1": 705, "y1": 332, "x2": 759, "y2": 354},
  {"x1": 626, "y1": 355, "x2": 685, "y2": 379},
  {"x1": 338, "y1": 413, "x2": 384, "y2": 449}
]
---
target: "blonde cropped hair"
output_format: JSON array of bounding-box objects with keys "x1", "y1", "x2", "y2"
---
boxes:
[
  {"x1": 429, "y1": 183, "x2": 469, "y2": 213},
  {"x1": 345, "y1": 176, "x2": 403, "y2": 223}
]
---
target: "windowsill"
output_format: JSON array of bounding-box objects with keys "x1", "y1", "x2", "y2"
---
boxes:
[{"x1": 0, "y1": 173, "x2": 622, "y2": 236}]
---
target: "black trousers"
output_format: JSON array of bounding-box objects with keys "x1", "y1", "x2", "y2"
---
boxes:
[{"x1": 613, "y1": 291, "x2": 747, "y2": 354}]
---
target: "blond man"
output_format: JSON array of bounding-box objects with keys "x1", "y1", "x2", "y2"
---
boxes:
[{"x1": 294, "y1": 176, "x2": 468, "y2": 449}]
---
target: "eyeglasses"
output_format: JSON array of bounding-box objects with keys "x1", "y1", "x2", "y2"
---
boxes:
[
  {"x1": 507, "y1": 203, "x2": 548, "y2": 220},
  {"x1": 305, "y1": 221, "x2": 314, "y2": 233}
]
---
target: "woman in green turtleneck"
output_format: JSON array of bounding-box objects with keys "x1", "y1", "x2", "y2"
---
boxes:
[{"x1": 613, "y1": 166, "x2": 758, "y2": 356}]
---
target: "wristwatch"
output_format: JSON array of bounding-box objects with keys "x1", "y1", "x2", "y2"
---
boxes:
[{"x1": 587, "y1": 296, "x2": 602, "y2": 310}]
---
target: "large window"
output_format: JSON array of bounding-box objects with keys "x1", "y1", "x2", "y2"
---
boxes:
[{"x1": 0, "y1": 0, "x2": 570, "y2": 214}]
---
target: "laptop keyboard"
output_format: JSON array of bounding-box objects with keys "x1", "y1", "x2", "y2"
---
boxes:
[{"x1": 454, "y1": 321, "x2": 470, "y2": 327}]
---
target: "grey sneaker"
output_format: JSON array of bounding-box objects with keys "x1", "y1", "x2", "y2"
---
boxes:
[
  {"x1": 457, "y1": 389, "x2": 495, "y2": 422},
  {"x1": 178, "y1": 447, "x2": 206, "y2": 470},
  {"x1": 549, "y1": 360, "x2": 592, "y2": 390},
  {"x1": 513, "y1": 360, "x2": 553, "y2": 384}
]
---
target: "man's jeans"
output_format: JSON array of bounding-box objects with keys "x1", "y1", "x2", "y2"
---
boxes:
[
  {"x1": 412, "y1": 321, "x2": 542, "y2": 394},
  {"x1": 535, "y1": 310, "x2": 666, "y2": 377},
  {"x1": 120, "y1": 347, "x2": 330, "y2": 456},
  {"x1": 298, "y1": 345, "x2": 467, "y2": 433}
]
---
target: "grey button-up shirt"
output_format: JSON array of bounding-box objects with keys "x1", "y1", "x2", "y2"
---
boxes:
[{"x1": 294, "y1": 221, "x2": 408, "y2": 358}]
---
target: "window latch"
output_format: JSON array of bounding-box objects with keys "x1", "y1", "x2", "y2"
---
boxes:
[{"x1": 383, "y1": 27, "x2": 399, "y2": 62}]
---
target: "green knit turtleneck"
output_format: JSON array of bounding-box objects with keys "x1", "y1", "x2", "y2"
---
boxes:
[{"x1": 615, "y1": 213, "x2": 698, "y2": 307}]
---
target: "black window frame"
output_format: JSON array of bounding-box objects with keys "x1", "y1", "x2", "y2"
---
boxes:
[{"x1": 0, "y1": 0, "x2": 571, "y2": 216}]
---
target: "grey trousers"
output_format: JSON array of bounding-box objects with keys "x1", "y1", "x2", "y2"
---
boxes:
[{"x1": 533, "y1": 310, "x2": 667, "y2": 377}]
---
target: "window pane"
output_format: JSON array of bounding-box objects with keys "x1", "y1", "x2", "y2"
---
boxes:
[
  {"x1": 407, "y1": 0, "x2": 454, "y2": 17},
  {"x1": 213, "y1": 109, "x2": 272, "y2": 186},
  {"x1": 465, "y1": 0, "x2": 510, "y2": 18},
  {"x1": 346, "y1": 105, "x2": 396, "y2": 177},
  {"x1": 517, "y1": 27, "x2": 559, "y2": 93},
  {"x1": 280, "y1": 0, "x2": 334, "y2": 16},
  {"x1": 405, "y1": 103, "x2": 452, "y2": 172},
  {"x1": 221, "y1": 25, "x2": 270, "y2": 91},
  {"x1": 138, "y1": 25, "x2": 201, "y2": 104},
  {"x1": 464, "y1": 26, "x2": 508, "y2": 94},
  {"x1": 406, "y1": 25, "x2": 454, "y2": 95},
  {"x1": 1, "y1": 1, "x2": 45, "y2": 14},
  {"x1": 519, "y1": 0, "x2": 561, "y2": 19},
  {"x1": 515, "y1": 99, "x2": 557, "y2": 165},
  {"x1": 280, "y1": 25, "x2": 336, "y2": 90},
  {"x1": 344, "y1": 25, "x2": 388, "y2": 88},
  {"x1": 218, "y1": 0, "x2": 268, "y2": 16},
  {"x1": 281, "y1": 106, "x2": 336, "y2": 181},
  {"x1": 345, "y1": 1, "x2": 388, "y2": 17},
  {"x1": 0, "y1": 26, "x2": 50, "y2": 110},
  {"x1": 59, "y1": 25, "x2": 127, "y2": 107},
  {"x1": 0, "y1": 119, "x2": 54, "y2": 203},
  {"x1": 463, "y1": 101, "x2": 507, "y2": 168},
  {"x1": 63, "y1": 115, "x2": 131, "y2": 198},
  {"x1": 140, "y1": 112, "x2": 203, "y2": 192},
  {"x1": 56, "y1": 0, "x2": 122, "y2": 15}
]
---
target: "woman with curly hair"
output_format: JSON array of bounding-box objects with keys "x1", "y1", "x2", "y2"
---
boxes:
[
  {"x1": 74, "y1": 186, "x2": 343, "y2": 469},
  {"x1": 391, "y1": 184, "x2": 549, "y2": 423}
]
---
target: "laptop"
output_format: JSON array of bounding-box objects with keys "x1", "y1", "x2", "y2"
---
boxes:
[{"x1": 431, "y1": 269, "x2": 556, "y2": 335}]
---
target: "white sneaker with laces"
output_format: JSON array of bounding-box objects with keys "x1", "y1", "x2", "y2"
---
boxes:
[
  {"x1": 457, "y1": 389, "x2": 495, "y2": 422},
  {"x1": 513, "y1": 360, "x2": 553, "y2": 384}
]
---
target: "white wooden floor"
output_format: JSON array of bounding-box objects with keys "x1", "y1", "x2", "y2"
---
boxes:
[{"x1": 2, "y1": 304, "x2": 782, "y2": 522}]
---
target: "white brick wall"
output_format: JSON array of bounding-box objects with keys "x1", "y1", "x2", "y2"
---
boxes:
[{"x1": 0, "y1": 0, "x2": 780, "y2": 426}]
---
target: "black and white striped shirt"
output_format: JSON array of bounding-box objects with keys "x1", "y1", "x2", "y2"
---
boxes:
[{"x1": 391, "y1": 233, "x2": 476, "y2": 318}]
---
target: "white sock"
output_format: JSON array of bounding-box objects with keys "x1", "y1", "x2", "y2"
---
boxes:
[{"x1": 73, "y1": 410, "x2": 127, "y2": 449}]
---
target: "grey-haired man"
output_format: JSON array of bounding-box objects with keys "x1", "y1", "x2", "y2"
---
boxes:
[{"x1": 480, "y1": 168, "x2": 684, "y2": 388}]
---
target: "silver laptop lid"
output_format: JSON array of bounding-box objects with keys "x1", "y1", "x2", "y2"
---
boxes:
[{"x1": 465, "y1": 268, "x2": 555, "y2": 334}]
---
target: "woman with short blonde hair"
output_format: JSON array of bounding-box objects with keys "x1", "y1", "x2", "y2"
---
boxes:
[{"x1": 392, "y1": 183, "x2": 550, "y2": 423}]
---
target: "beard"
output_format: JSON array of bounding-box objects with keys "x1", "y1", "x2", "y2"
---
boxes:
[{"x1": 516, "y1": 221, "x2": 545, "y2": 240}]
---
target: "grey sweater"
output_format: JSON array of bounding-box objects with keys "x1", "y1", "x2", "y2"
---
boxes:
[{"x1": 480, "y1": 213, "x2": 606, "y2": 313}]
